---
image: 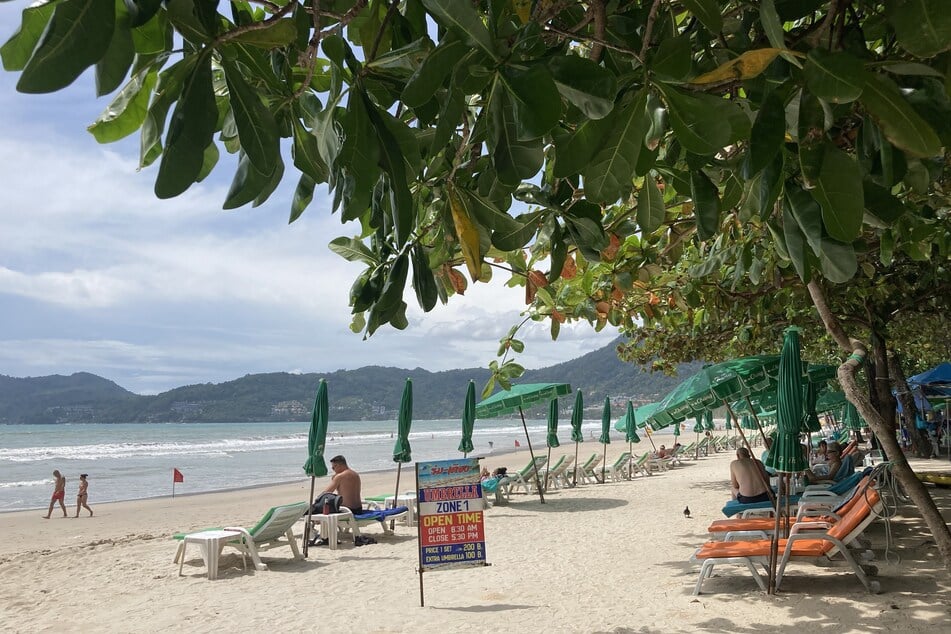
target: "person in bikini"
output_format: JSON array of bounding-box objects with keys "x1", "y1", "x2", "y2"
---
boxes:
[
  {"x1": 44, "y1": 470, "x2": 68, "y2": 519},
  {"x1": 75, "y1": 473, "x2": 93, "y2": 517}
]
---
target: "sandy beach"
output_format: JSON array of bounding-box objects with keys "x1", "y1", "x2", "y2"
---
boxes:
[{"x1": 2, "y1": 443, "x2": 949, "y2": 633}]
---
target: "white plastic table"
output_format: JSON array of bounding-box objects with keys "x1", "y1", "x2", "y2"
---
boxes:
[
  {"x1": 178, "y1": 529, "x2": 245, "y2": 580},
  {"x1": 383, "y1": 493, "x2": 418, "y2": 526}
]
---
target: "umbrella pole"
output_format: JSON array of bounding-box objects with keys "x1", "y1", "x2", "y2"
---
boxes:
[
  {"x1": 767, "y1": 473, "x2": 784, "y2": 595},
  {"x1": 518, "y1": 407, "x2": 545, "y2": 503},
  {"x1": 303, "y1": 475, "x2": 316, "y2": 557},
  {"x1": 628, "y1": 441, "x2": 633, "y2": 481},
  {"x1": 646, "y1": 432, "x2": 656, "y2": 451},
  {"x1": 601, "y1": 443, "x2": 607, "y2": 484},
  {"x1": 572, "y1": 440, "x2": 579, "y2": 487},
  {"x1": 545, "y1": 445, "x2": 552, "y2": 492},
  {"x1": 744, "y1": 396, "x2": 771, "y2": 445}
]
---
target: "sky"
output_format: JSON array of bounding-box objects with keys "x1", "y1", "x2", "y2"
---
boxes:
[{"x1": 0, "y1": 10, "x2": 617, "y2": 395}]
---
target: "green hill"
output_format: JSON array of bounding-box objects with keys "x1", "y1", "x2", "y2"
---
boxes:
[{"x1": 0, "y1": 339, "x2": 699, "y2": 423}]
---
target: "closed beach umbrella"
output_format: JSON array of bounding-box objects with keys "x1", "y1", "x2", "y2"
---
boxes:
[
  {"x1": 620, "y1": 401, "x2": 640, "y2": 480},
  {"x1": 458, "y1": 380, "x2": 476, "y2": 456},
  {"x1": 570, "y1": 390, "x2": 584, "y2": 486},
  {"x1": 599, "y1": 397, "x2": 611, "y2": 483},
  {"x1": 803, "y1": 381, "x2": 822, "y2": 433},
  {"x1": 544, "y1": 399, "x2": 560, "y2": 490},
  {"x1": 392, "y1": 378, "x2": 413, "y2": 503},
  {"x1": 704, "y1": 410, "x2": 715, "y2": 431},
  {"x1": 843, "y1": 401, "x2": 865, "y2": 431},
  {"x1": 765, "y1": 327, "x2": 810, "y2": 594},
  {"x1": 302, "y1": 378, "x2": 329, "y2": 556},
  {"x1": 476, "y1": 382, "x2": 572, "y2": 503}
]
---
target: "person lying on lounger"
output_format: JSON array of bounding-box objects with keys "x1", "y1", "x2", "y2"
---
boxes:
[{"x1": 730, "y1": 447, "x2": 771, "y2": 504}]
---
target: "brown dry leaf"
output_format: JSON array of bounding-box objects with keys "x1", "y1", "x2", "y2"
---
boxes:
[
  {"x1": 551, "y1": 309, "x2": 566, "y2": 323},
  {"x1": 525, "y1": 278, "x2": 537, "y2": 304},
  {"x1": 561, "y1": 254, "x2": 577, "y2": 279},
  {"x1": 447, "y1": 267, "x2": 467, "y2": 295},
  {"x1": 611, "y1": 287, "x2": 624, "y2": 302},
  {"x1": 527, "y1": 270, "x2": 549, "y2": 288},
  {"x1": 595, "y1": 301, "x2": 610, "y2": 316},
  {"x1": 602, "y1": 233, "x2": 621, "y2": 261},
  {"x1": 448, "y1": 186, "x2": 483, "y2": 282}
]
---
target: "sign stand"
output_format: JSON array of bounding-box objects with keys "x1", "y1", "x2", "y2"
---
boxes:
[{"x1": 415, "y1": 458, "x2": 490, "y2": 607}]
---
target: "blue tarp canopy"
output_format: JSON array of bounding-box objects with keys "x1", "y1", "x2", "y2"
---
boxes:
[{"x1": 908, "y1": 362, "x2": 951, "y2": 397}]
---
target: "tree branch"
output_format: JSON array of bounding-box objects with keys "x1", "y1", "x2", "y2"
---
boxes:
[
  {"x1": 638, "y1": 0, "x2": 663, "y2": 63},
  {"x1": 213, "y1": 2, "x2": 297, "y2": 47}
]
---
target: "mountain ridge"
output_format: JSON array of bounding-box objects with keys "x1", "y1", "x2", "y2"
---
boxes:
[{"x1": 0, "y1": 339, "x2": 701, "y2": 424}]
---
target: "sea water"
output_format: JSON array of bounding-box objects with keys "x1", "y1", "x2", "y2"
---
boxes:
[{"x1": 0, "y1": 420, "x2": 679, "y2": 511}]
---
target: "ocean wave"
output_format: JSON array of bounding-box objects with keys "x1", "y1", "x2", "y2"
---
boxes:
[{"x1": 0, "y1": 479, "x2": 49, "y2": 489}]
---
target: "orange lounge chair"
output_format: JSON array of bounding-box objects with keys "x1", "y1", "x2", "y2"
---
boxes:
[
  {"x1": 692, "y1": 487, "x2": 883, "y2": 595},
  {"x1": 707, "y1": 475, "x2": 873, "y2": 539}
]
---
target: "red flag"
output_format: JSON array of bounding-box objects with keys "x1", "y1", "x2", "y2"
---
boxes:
[
  {"x1": 173, "y1": 468, "x2": 184, "y2": 483},
  {"x1": 515, "y1": 439, "x2": 521, "y2": 447}
]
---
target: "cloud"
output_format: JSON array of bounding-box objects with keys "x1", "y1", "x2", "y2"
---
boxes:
[{"x1": 0, "y1": 60, "x2": 619, "y2": 395}]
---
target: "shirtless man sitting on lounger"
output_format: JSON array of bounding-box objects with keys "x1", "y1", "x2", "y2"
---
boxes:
[
  {"x1": 323, "y1": 455, "x2": 363, "y2": 514},
  {"x1": 730, "y1": 447, "x2": 771, "y2": 503}
]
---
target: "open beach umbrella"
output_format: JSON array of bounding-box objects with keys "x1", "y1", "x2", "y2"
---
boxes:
[
  {"x1": 544, "y1": 399, "x2": 560, "y2": 490},
  {"x1": 634, "y1": 402, "x2": 660, "y2": 450},
  {"x1": 570, "y1": 390, "x2": 584, "y2": 486},
  {"x1": 476, "y1": 382, "x2": 572, "y2": 503},
  {"x1": 599, "y1": 397, "x2": 611, "y2": 483},
  {"x1": 392, "y1": 378, "x2": 413, "y2": 505},
  {"x1": 302, "y1": 378, "x2": 329, "y2": 556},
  {"x1": 458, "y1": 380, "x2": 476, "y2": 456}
]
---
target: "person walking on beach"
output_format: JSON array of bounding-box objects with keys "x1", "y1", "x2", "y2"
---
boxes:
[
  {"x1": 75, "y1": 473, "x2": 93, "y2": 517},
  {"x1": 322, "y1": 455, "x2": 363, "y2": 514},
  {"x1": 44, "y1": 470, "x2": 68, "y2": 519}
]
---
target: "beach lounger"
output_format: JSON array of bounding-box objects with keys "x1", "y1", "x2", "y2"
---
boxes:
[
  {"x1": 537, "y1": 455, "x2": 568, "y2": 490},
  {"x1": 509, "y1": 456, "x2": 548, "y2": 494},
  {"x1": 541, "y1": 455, "x2": 575, "y2": 490},
  {"x1": 692, "y1": 487, "x2": 883, "y2": 595},
  {"x1": 172, "y1": 501, "x2": 307, "y2": 573},
  {"x1": 720, "y1": 469, "x2": 870, "y2": 518},
  {"x1": 308, "y1": 505, "x2": 410, "y2": 549},
  {"x1": 602, "y1": 452, "x2": 632, "y2": 482},
  {"x1": 628, "y1": 453, "x2": 652, "y2": 477},
  {"x1": 571, "y1": 452, "x2": 599, "y2": 485},
  {"x1": 578, "y1": 453, "x2": 605, "y2": 484}
]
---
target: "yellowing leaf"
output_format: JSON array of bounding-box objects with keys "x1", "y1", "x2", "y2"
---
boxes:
[
  {"x1": 690, "y1": 49, "x2": 784, "y2": 85},
  {"x1": 448, "y1": 186, "x2": 483, "y2": 281},
  {"x1": 512, "y1": 0, "x2": 531, "y2": 24}
]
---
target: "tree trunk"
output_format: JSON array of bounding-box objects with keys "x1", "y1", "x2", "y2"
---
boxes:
[
  {"x1": 807, "y1": 281, "x2": 951, "y2": 573},
  {"x1": 888, "y1": 352, "x2": 932, "y2": 458}
]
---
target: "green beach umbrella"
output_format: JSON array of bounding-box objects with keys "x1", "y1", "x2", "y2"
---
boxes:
[
  {"x1": 765, "y1": 328, "x2": 809, "y2": 595},
  {"x1": 458, "y1": 380, "x2": 476, "y2": 456},
  {"x1": 302, "y1": 378, "x2": 329, "y2": 557},
  {"x1": 476, "y1": 382, "x2": 572, "y2": 503},
  {"x1": 599, "y1": 397, "x2": 611, "y2": 483},
  {"x1": 392, "y1": 378, "x2": 413, "y2": 504},
  {"x1": 693, "y1": 415, "x2": 704, "y2": 434},
  {"x1": 544, "y1": 398, "x2": 560, "y2": 490},
  {"x1": 623, "y1": 401, "x2": 640, "y2": 480},
  {"x1": 570, "y1": 390, "x2": 584, "y2": 486},
  {"x1": 843, "y1": 401, "x2": 865, "y2": 431},
  {"x1": 634, "y1": 402, "x2": 660, "y2": 450},
  {"x1": 704, "y1": 410, "x2": 715, "y2": 431},
  {"x1": 803, "y1": 381, "x2": 822, "y2": 434}
]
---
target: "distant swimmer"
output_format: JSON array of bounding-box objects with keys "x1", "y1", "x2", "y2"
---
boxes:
[{"x1": 488, "y1": 441, "x2": 494, "y2": 449}]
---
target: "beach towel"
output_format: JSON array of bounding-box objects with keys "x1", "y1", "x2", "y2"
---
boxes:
[{"x1": 352, "y1": 506, "x2": 410, "y2": 522}]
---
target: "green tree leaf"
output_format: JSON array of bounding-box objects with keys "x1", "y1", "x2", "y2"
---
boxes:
[
  {"x1": 88, "y1": 66, "x2": 157, "y2": 143},
  {"x1": 690, "y1": 170, "x2": 720, "y2": 240},
  {"x1": 552, "y1": 112, "x2": 615, "y2": 178},
  {"x1": 222, "y1": 58, "x2": 279, "y2": 176},
  {"x1": 412, "y1": 244, "x2": 438, "y2": 312},
  {"x1": 885, "y1": 0, "x2": 951, "y2": 58},
  {"x1": 582, "y1": 88, "x2": 649, "y2": 204},
  {"x1": 1, "y1": 1, "x2": 56, "y2": 71},
  {"x1": 812, "y1": 145, "x2": 864, "y2": 242},
  {"x1": 760, "y1": 0, "x2": 802, "y2": 68},
  {"x1": 95, "y1": 7, "x2": 135, "y2": 97},
  {"x1": 155, "y1": 53, "x2": 216, "y2": 198},
  {"x1": 658, "y1": 85, "x2": 733, "y2": 155},
  {"x1": 547, "y1": 55, "x2": 617, "y2": 120},
  {"x1": 649, "y1": 35, "x2": 692, "y2": 80},
  {"x1": 402, "y1": 36, "x2": 465, "y2": 107},
  {"x1": 746, "y1": 91, "x2": 785, "y2": 177},
  {"x1": 17, "y1": 0, "x2": 116, "y2": 93},
  {"x1": 500, "y1": 64, "x2": 561, "y2": 140},
  {"x1": 420, "y1": 0, "x2": 497, "y2": 61},
  {"x1": 329, "y1": 236, "x2": 378, "y2": 265},
  {"x1": 637, "y1": 173, "x2": 666, "y2": 234},
  {"x1": 804, "y1": 48, "x2": 865, "y2": 103},
  {"x1": 782, "y1": 198, "x2": 812, "y2": 282},
  {"x1": 817, "y1": 237, "x2": 857, "y2": 283},
  {"x1": 861, "y1": 73, "x2": 942, "y2": 157},
  {"x1": 289, "y1": 174, "x2": 315, "y2": 224},
  {"x1": 228, "y1": 19, "x2": 297, "y2": 48},
  {"x1": 680, "y1": 0, "x2": 723, "y2": 33}
]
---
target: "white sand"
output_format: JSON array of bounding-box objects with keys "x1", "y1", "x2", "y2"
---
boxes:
[{"x1": 1, "y1": 444, "x2": 949, "y2": 633}]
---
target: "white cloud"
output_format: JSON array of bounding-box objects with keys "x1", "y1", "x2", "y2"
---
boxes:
[{"x1": 0, "y1": 54, "x2": 619, "y2": 395}]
